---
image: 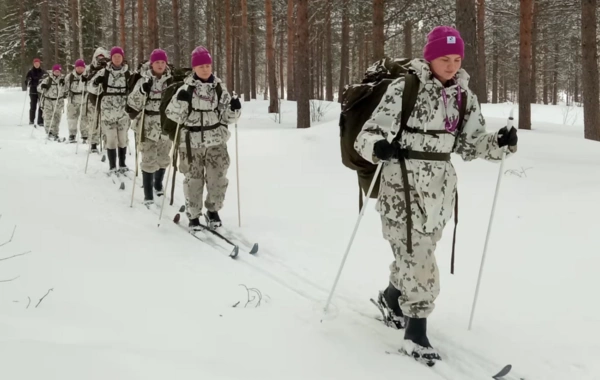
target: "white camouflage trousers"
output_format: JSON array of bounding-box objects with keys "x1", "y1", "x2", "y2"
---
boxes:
[
  {"x1": 42, "y1": 99, "x2": 64, "y2": 137},
  {"x1": 67, "y1": 102, "x2": 88, "y2": 138},
  {"x1": 140, "y1": 134, "x2": 172, "y2": 173},
  {"x1": 382, "y1": 215, "x2": 443, "y2": 319},
  {"x1": 179, "y1": 143, "x2": 230, "y2": 220},
  {"x1": 102, "y1": 117, "x2": 130, "y2": 149}
]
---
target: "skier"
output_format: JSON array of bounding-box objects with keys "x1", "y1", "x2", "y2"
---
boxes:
[
  {"x1": 24, "y1": 58, "x2": 45, "y2": 127},
  {"x1": 64, "y1": 59, "x2": 88, "y2": 143},
  {"x1": 127, "y1": 49, "x2": 173, "y2": 206},
  {"x1": 37, "y1": 64, "x2": 66, "y2": 141},
  {"x1": 85, "y1": 47, "x2": 110, "y2": 153},
  {"x1": 88, "y1": 46, "x2": 132, "y2": 173},
  {"x1": 165, "y1": 46, "x2": 242, "y2": 230},
  {"x1": 355, "y1": 26, "x2": 518, "y2": 364}
]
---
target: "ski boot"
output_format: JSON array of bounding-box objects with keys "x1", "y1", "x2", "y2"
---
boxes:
[
  {"x1": 29, "y1": 121, "x2": 34, "y2": 126},
  {"x1": 371, "y1": 283, "x2": 406, "y2": 329},
  {"x1": 154, "y1": 168, "x2": 166, "y2": 197},
  {"x1": 189, "y1": 217, "x2": 203, "y2": 232},
  {"x1": 118, "y1": 147, "x2": 128, "y2": 174},
  {"x1": 91, "y1": 143, "x2": 98, "y2": 153},
  {"x1": 205, "y1": 211, "x2": 222, "y2": 230},
  {"x1": 401, "y1": 318, "x2": 441, "y2": 367},
  {"x1": 142, "y1": 171, "x2": 154, "y2": 208},
  {"x1": 107, "y1": 149, "x2": 117, "y2": 174},
  {"x1": 68, "y1": 135, "x2": 76, "y2": 143},
  {"x1": 82, "y1": 137, "x2": 88, "y2": 144}
]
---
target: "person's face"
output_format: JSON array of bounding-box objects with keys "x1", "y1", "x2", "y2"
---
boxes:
[
  {"x1": 194, "y1": 64, "x2": 212, "y2": 80},
  {"x1": 75, "y1": 66, "x2": 84, "y2": 75},
  {"x1": 430, "y1": 54, "x2": 462, "y2": 82},
  {"x1": 152, "y1": 60, "x2": 167, "y2": 75},
  {"x1": 53, "y1": 70, "x2": 61, "y2": 77},
  {"x1": 112, "y1": 54, "x2": 123, "y2": 67},
  {"x1": 33, "y1": 62, "x2": 40, "y2": 69}
]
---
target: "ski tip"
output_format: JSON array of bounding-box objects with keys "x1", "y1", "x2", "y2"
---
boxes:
[
  {"x1": 249, "y1": 243, "x2": 259, "y2": 254},
  {"x1": 173, "y1": 213, "x2": 181, "y2": 224},
  {"x1": 492, "y1": 364, "x2": 512, "y2": 379},
  {"x1": 179, "y1": 205, "x2": 185, "y2": 213},
  {"x1": 119, "y1": 183, "x2": 125, "y2": 190},
  {"x1": 230, "y1": 246, "x2": 239, "y2": 258}
]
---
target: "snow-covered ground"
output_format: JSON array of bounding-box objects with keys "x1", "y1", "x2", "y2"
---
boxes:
[{"x1": 0, "y1": 87, "x2": 598, "y2": 380}]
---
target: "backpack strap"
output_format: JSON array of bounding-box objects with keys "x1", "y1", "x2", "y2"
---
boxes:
[{"x1": 400, "y1": 73, "x2": 419, "y2": 133}]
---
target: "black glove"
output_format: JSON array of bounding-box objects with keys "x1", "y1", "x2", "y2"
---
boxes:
[
  {"x1": 93, "y1": 76, "x2": 103, "y2": 86},
  {"x1": 497, "y1": 126, "x2": 518, "y2": 147},
  {"x1": 141, "y1": 79, "x2": 153, "y2": 94},
  {"x1": 59, "y1": 79, "x2": 65, "y2": 86},
  {"x1": 373, "y1": 139, "x2": 398, "y2": 161},
  {"x1": 177, "y1": 89, "x2": 192, "y2": 102},
  {"x1": 230, "y1": 97, "x2": 241, "y2": 111},
  {"x1": 41, "y1": 83, "x2": 49, "y2": 90},
  {"x1": 81, "y1": 76, "x2": 88, "y2": 83}
]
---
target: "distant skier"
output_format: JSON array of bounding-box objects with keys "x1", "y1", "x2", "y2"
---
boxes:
[
  {"x1": 85, "y1": 47, "x2": 110, "y2": 153},
  {"x1": 37, "y1": 64, "x2": 66, "y2": 141},
  {"x1": 165, "y1": 46, "x2": 242, "y2": 230},
  {"x1": 127, "y1": 49, "x2": 173, "y2": 206},
  {"x1": 24, "y1": 58, "x2": 45, "y2": 127},
  {"x1": 64, "y1": 59, "x2": 88, "y2": 143},
  {"x1": 88, "y1": 46, "x2": 132, "y2": 173},
  {"x1": 355, "y1": 26, "x2": 518, "y2": 364}
]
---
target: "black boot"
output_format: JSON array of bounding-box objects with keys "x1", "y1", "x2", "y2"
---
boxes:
[
  {"x1": 118, "y1": 147, "x2": 127, "y2": 172},
  {"x1": 142, "y1": 171, "x2": 154, "y2": 205},
  {"x1": 154, "y1": 168, "x2": 166, "y2": 196},
  {"x1": 107, "y1": 148, "x2": 117, "y2": 171},
  {"x1": 403, "y1": 318, "x2": 441, "y2": 366},
  {"x1": 189, "y1": 217, "x2": 202, "y2": 231},
  {"x1": 205, "y1": 210, "x2": 222, "y2": 229},
  {"x1": 91, "y1": 143, "x2": 98, "y2": 153},
  {"x1": 373, "y1": 283, "x2": 406, "y2": 329},
  {"x1": 69, "y1": 135, "x2": 76, "y2": 143}
]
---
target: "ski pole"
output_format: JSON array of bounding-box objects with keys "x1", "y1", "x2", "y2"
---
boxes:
[
  {"x1": 158, "y1": 123, "x2": 182, "y2": 227},
  {"x1": 45, "y1": 92, "x2": 61, "y2": 145},
  {"x1": 30, "y1": 94, "x2": 41, "y2": 138},
  {"x1": 20, "y1": 85, "x2": 28, "y2": 126},
  {"x1": 235, "y1": 119, "x2": 241, "y2": 227},
  {"x1": 84, "y1": 95, "x2": 101, "y2": 174},
  {"x1": 468, "y1": 109, "x2": 514, "y2": 331},
  {"x1": 130, "y1": 103, "x2": 147, "y2": 208},
  {"x1": 75, "y1": 81, "x2": 87, "y2": 154}
]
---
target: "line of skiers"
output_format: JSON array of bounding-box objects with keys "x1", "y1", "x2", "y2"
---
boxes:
[{"x1": 24, "y1": 45, "x2": 242, "y2": 229}]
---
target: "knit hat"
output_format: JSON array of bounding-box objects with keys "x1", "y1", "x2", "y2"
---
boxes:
[
  {"x1": 150, "y1": 49, "x2": 168, "y2": 64},
  {"x1": 33, "y1": 58, "x2": 41, "y2": 64},
  {"x1": 75, "y1": 59, "x2": 86, "y2": 68},
  {"x1": 52, "y1": 64, "x2": 62, "y2": 72},
  {"x1": 423, "y1": 26, "x2": 465, "y2": 62},
  {"x1": 191, "y1": 46, "x2": 212, "y2": 68},
  {"x1": 110, "y1": 46, "x2": 125, "y2": 58}
]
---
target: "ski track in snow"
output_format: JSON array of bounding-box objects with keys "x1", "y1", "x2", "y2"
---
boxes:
[{"x1": 0, "y1": 87, "x2": 598, "y2": 379}]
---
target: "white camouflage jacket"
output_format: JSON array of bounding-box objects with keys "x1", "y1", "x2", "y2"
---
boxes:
[
  {"x1": 87, "y1": 64, "x2": 131, "y2": 124},
  {"x1": 355, "y1": 58, "x2": 516, "y2": 234},
  {"x1": 65, "y1": 71, "x2": 86, "y2": 106}
]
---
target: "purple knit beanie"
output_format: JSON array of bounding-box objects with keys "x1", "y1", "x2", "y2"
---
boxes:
[
  {"x1": 423, "y1": 26, "x2": 465, "y2": 62},
  {"x1": 150, "y1": 49, "x2": 168, "y2": 64},
  {"x1": 75, "y1": 59, "x2": 86, "y2": 68},
  {"x1": 52, "y1": 64, "x2": 62, "y2": 72},
  {"x1": 110, "y1": 46, "x2": 125, "y2": 58},
  {"x1": 191, "y1": 46, "x2": 212, "y2": 67}
]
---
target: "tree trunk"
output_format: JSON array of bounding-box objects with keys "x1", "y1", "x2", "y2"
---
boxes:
[
  {"x1": 456, "y1": 0, "x2": 478, "y2": 98},
  {"x1": 78, "y1": 0, "x2": 84, "y2": 58},
  {"x1": 131, "y1": 0, "x2": 135, "y2": 66},
  {"x1": 574, "y1": 36, "x2": 580, "y2": 103},
  {"x1": 403, "y1": 20, "x2": 412, "y2": 58},
  {"x1": 518, "y1": 0, "x2": 533, "y2": 130},
  {"x1": 241, "y1": 0, "x2": 251, "y2": 101},
  {"x1": 476, "y1": 0, "x2": 487, "y2": 102},
  {"x1": 20, "y1": 1, "x2": 26, "y2": 88},
  {"x1": 137, "y1": 0, "x2": 144, "y2": 63},
  {"x1": 224, "y1": 0, "x2": 233, "y2": 89},
  {"x1": 286, "y1": 0, "x2": 295, "y2": 100},
  {"x1": 70, "y1": 0, "x2": 79, "y2": 60},
  {"x1": 207, "y1": 0, "x2": 213, "y2": 53},
  {"x1": 373, "y1": 0, "x2": 385, "y2": 61},
  {"x1": 296, "y1": 0, "x2": 310, "y2": 128},
  {"x1": 188, "y1": 0, "x2": 196, "y2": 53},
  {"x1": 250, "y1": 9, "x2": 257, "y2": 99},
  {"x1": 148, "y1": 0, "x2": 158, "y2": 53},
  {"x1": 553, "y1": 41, "x2": 558, "y2": 105},
  {"x1": 530, "y1": 0, "x2": 538, "y2": 103},
  {"x1": 216, "y1": 0, "x2": 222, "y2": 76},
  {"x1": 492, "y1": 25, "x2": 498, "y2": 103},
  {"x1": 325, "y1": 0, "x2": 333, "y2": 101},
  {"x1": 581, "y1": 0, "x2": 600, "y2": 140},
  {"x1": 338, "y1": 0, "x2": 349, "y2": 103},
  {"x1": 265, "y1": 0, "x2": 279, "y2": 113},
  {"x1": 279, "y1": 24, "x2": 285, "y2": 100},
  {"x1": 172, "y1": 0, "x2": 181, "y2": 67},
  {"x1": 119, "y1": 0, "x2": 126, "y2": 50}
]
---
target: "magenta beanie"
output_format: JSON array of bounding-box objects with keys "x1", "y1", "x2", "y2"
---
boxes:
[
  {"x1": 423, "y1": 26, "x2": 465, "y2": 62},
  {"x1": 52, "y1": 64, "x2": 62, "y2": 72},
  {"x1": 150, "y1": 49, "x2": 168, "y2": 64},
  {"x1": 75, "y1": 59, "x2": 86, "y2": 68},
  {"x1": 110, "y1": 46, "x2": 125, "y2": 58},
  {"x1": 191, "y1": 46, "x2": 212, "y2": 67}
]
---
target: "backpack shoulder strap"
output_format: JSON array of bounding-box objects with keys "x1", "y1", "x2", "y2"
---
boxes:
[
  {"x1": 185, "y1": 85, "x2": 194, "y2": 116},
  {"x1": 215, "y1": 83, "x2": 223, "y2": 103},
  {"x1": 400, "y1": 73, "x2": 419, "y2": 132},
  {"x1": 458, "y1": 89, "x2": 467, "y2": 130},
  {"x1": 102, "y1": 69, "x2": 110, "y2": 93}
]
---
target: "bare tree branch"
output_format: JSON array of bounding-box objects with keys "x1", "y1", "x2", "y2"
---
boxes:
[
  {"x1": 26, "y1": 296, "x2": 31, "y2": 309},
  {"x1": 0, "y1": 226, "x2": 17, "y2": 248},
  {"x1": 0, "y1": 275, "x2": 20, "y2": 283},
  {"x1": 0, "y1": 250, "x2": 31, "y2": 262}
]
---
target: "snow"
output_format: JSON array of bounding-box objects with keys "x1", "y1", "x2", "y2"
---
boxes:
[{"x1": 1, "y1": 85, "x2": 599, "y2": 380}]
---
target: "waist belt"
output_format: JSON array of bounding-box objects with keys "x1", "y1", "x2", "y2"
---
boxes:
[
  {"x1": 144, "y1": 110, "x2": 160, "y2": 116},
  {"x1": 184, "y1": 124, "x2": 222, "y2": 133},
  {"x1": 394, "y1": 149, "x2": 451, "y2": 161},
  {"x1": 45, "y1": 97, "x2": 60, "y2": 101},
  {"x1": 183, "y1": 123, "x2": 225, "y2": 162},
  {"x1": 71, "y1": 92, "x2": 83, "y2": 95}
]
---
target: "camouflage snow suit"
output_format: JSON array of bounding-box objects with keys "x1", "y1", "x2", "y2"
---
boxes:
[
  {"x1": 65, "y1": 71, "x2": 88, "y2": 139},
  {"x1": 127, "y1": 66, "x2": 173, "y2": 173},
  {"x1": 87, "y1": 63, "x2": 131, "y2": 150},
  {"x1": 355, "y1": 58, "x2": 517, "y2": 319},
  {"x1": 165, "y1": 74, "x2": 239, "y2": 220},
  {"x1": 85, "y1": 48, "x2": 110, "y2": 146},
  {"x1": 37, "y1": 74, "x2": 66, "y2": 138}
]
